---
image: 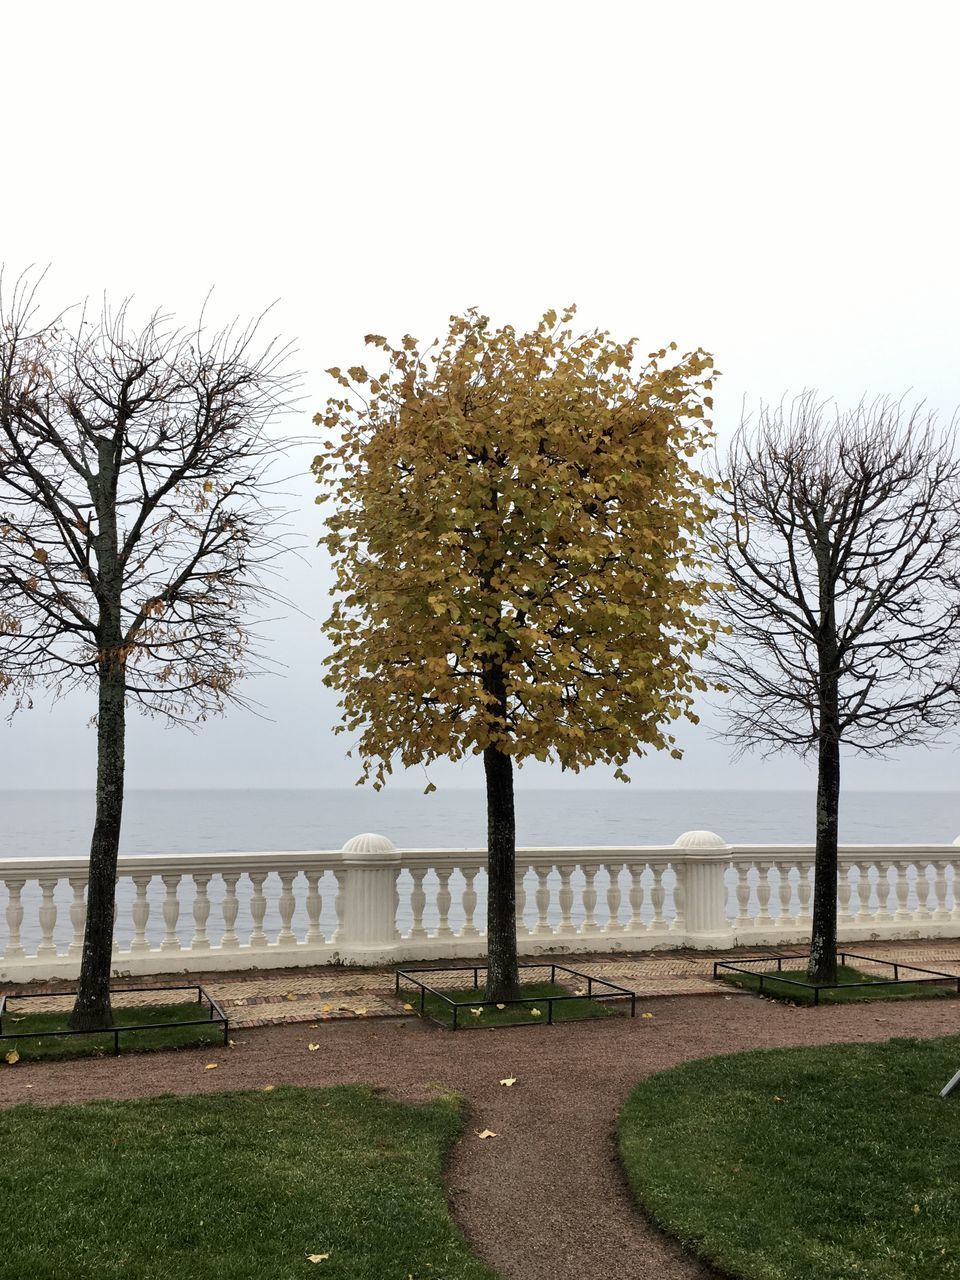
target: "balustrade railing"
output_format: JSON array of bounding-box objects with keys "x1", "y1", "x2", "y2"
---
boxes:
[{"x1": 2, "y1": 829, "x2": 959, "y2": 982}]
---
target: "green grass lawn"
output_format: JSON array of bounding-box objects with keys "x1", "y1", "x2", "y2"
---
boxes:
[
  {"x1": 400, "y1": 980, "x2": 626, "y2": 1028},
  {"x1": 619, "y1": 1035, "x2": 960, "y2": 1280},
  {"x1": 0, "y1": 1084, "x2": 495, "y2": 1280},
  {"x1": 716, "y1": 963, "x2": 958, "y2": 1005},
  {"x1": 1, "y1": 1002, "x2": 226, "y2": 1061}
]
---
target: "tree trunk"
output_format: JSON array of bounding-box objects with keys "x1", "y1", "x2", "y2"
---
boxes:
[
  {"x1": 68, "y1": 651, "x2": 126, "y2": 1030},
  {"x1": 484, "y1": 740, "x2": 521, "y2": 1001},
  {"x1": 70, "y1": 440, "x2": 126, "y2": 1031},
  {"x1": 808, "y1": 674, "x2": 841, "y2": 985}
]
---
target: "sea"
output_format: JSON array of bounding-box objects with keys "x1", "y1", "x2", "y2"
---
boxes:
[{"x1": 2, "y1": 787, "x2": 960, "y2": 856}]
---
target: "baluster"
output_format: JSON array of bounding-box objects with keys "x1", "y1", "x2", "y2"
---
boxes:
[
  {"x1": 331, "y1": 871, "x2": 343, "y2": 944},
  {"x1": 734, "y1": 863, "x2": 752, "y2": 930},
  {"x1": 558, "y1": 865, "x2": 575, "y2": 934},
  {"x1": 626, "y1": 863, "x2": 644, "y2": 934},
  {"x1": 534, "y1": 866, "x2": 552, "y2": 936},
  {"x1": 796, "y1": 864, "x2": 813, "y2": 922},
  {"x1": 670, "y1": 862, "x2": 685, "y2": 933},
  {"x1": 515, "y1": 865, "x2": 528, "y2": 936},
  {"x1": 609, "y1": 863, "x2": 626, "y2": 933},
  {"x1": 580, "y1": 866, "x2": 599, "y2": 935},
  {"x1": 277, "y1": 872, "x2": 297, "y2": 946},
  {"x1": 460, "y1": 867, "x2": 479, "y2": 938},
  {"x1": 837, "y1": 865, "x2": 855, "y2": 929},
  {"x1": 4, "y1": 878, "x2": 25, "y2": 959},
  {"x1": 766, "y1": 861, "x2": 784, "y2": 923},
  {"x1": 933, "y1": 859, "x2": 952, "y2": 923},
  {"x1": 409, "y1": 869, "x2": 428, "y2": 940},
  {"x1": 305, "y1": 872, "x2": 323, "y2": 944},
  {"x1": 601, "y1": 864, "x2": 618, "y2": 933},
  {"x1": 221, "y1": 873, "x2": 240, "y2": 951},
  {"x1": 129, "y1": 874, "x2": 151, "y2": 953},
  {"x1": 191, "y1": 873, "x2": 212, "y2": 951},
  {"x1": 37, "y1": 876, "x2": 59, "y2": 958},
  {"x1": 650, "y1": 862, "x2": 667, "y2": 932},
  {"x1": 436, "y1": 869, "x2": 453, "y2": 939},
  {"x1": 160, "y1": 875, "x2": 182, "y2": 951},
  {"x1": 755, "y1": 861, "x2": 775, "y2": 928},
  {"x1": 68, "y1": 877, "x2": 87, "y2": 957},
  {"x1": 249, "y1": 873, "x2": 268, "y2": 947},
  {"x1": 893, "y1": 861, "x2": 912, "y2": 922},
  {"x1": 852, "y1": 864, "x2": 871, "y2": 925}
]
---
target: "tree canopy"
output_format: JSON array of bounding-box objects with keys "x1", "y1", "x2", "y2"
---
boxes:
[{"x1": 313, "y1": 306, "x2": 723, "y2": 787}]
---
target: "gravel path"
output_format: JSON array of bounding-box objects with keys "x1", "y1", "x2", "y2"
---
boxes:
[{"x1": 3, "y1": 995, "x2": 959, "y2": 1279}]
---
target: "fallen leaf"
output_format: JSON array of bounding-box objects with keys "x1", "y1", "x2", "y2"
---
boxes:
[
  {"x1": 476, "y1": 1129, "x2": 497, "y2": 1139},
  {"x1": 530, "y1": 1008, "x2": 542, "y2": 1017},
  {"x1": 574, "y1": 988, "x2": 587, "y2": 996},
  {"x1": 321, "y1": 1004, "x2": 332, "y2": 1013},
  {"x1": 262, "y1": 1084, "x2": 275, "y2": 1092},
  {"x1": 356, "y1": 1007, "x2": 368, "y2": 1016},
  {"x1": 306, "y1": 1253, "x2": 330, "y2": 1263},
  {"x1": 499, "y1": 1077, "x2": 517, "y2": 1087},
  {"x1": 308, "y1": 1043, "x2": 320, "y2": 1052},
  {"x1": 204, "y1": 1063, "x2": 218, "y2": 1071},
  {"x1": 495, "y1": 1003, "x2": 506, "y2": 1010},
  {"x1": 5, "y1": 1050, "x2": 19, "y2": 1066},
  {"x1": 402, "y1": 1002, "x2": 414, "y2": 1011},
  {"x1": 470, "y1": 1007, "x2": 483, "y2": 1017},
  {"x1": 641, "y1": 1012, "x2": 654, "y2": 1020},
  {"x1": 286, "y1": 994, "x2": 298, "y2": 1002},
  {"x1": 773, "y1": 1095, "x2": 783, "y2": 1102},
  {"x1": 913, "y1": 1204, "x2": 921, "y2": 1215},
  {"x1": 228, "y1": 1039, "x2": 236, "y2": 1048}
]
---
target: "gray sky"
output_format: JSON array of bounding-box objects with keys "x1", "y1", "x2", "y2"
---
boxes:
[{"x1": 2, "y1": 0, "x2": 960, "y2": 791}]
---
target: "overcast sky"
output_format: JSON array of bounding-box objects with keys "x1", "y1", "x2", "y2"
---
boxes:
[{"x1": 2, "y1": 0, "x2": 960, "y2": 791}]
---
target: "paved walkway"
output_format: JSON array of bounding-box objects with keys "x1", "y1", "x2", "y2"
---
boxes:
[{"x1": 8, "y1": 938, "x2": 960, "y2": 1026}]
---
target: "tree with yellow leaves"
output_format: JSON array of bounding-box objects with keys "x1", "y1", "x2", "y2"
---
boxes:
[{"x1": 313, "y1": 308, "x2": 722, "y2": 1000}]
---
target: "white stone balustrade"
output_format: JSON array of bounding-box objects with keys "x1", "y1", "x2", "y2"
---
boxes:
[{"x1": 2, "y1": 831, "x2": 960, "y2": 982}]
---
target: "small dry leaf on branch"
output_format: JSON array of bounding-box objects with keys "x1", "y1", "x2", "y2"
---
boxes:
[
  {"x1": 476, "y1": 1129, "x2": 497, "y2": 1140},
  {"x1": 499, "y1": 1077, "x2": 517, "y2": 1087}
]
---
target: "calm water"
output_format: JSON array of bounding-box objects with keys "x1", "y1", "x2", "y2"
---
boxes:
[{"x1": 2, "y1": 787, "x2": 959, "y2": 856}]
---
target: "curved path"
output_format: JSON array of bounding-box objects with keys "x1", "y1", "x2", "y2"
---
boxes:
[{"x1": 4, "y1": 995, "x2": 959, "y2": 1279}]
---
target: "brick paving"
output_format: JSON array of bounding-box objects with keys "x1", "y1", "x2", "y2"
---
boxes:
[{"x1": 7, "y1": 937, "x2": 960, "y2": 1027}]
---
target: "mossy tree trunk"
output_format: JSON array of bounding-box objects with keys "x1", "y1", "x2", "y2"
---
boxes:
[{"x1": 69, "y1": 445, "x2": 126, "y2": 1031}]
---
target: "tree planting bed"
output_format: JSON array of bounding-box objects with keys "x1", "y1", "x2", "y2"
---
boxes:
[
  {"x1": 714, "y1": 951, "x2": 960, "y2": 1005},
  {"x1": 395, "y1": 962, "x2": 636, "y2": 1028},
  {"x1": 0, "y1": 985, "x2": 229, "y2": 1060}
]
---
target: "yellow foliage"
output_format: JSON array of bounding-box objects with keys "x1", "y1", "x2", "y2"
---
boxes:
[{"x1": 313, "y1": 307, "x2": 724, "y2": 786}]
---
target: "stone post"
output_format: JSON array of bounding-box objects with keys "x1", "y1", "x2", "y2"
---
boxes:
[
  {"x1": 672, "y1": 830, "x2": 733, "y2": 948},
  {"x1": 338, "y1": 833, "x2": 401, "y2": 963}
]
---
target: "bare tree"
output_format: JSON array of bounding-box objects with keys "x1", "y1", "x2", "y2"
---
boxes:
[
  {"x1": 0, "y1": 272, "x2": 298, "y2": 1028},
  {"x1": 709, "y1": 392, "x2": 960, "y2": 982}
]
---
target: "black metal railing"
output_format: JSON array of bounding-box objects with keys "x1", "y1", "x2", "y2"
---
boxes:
[
  {"x1": 712, "y1": 952, "x2": 960, "y2": 1005},
  {"x1": 0, "y1": 984, "x2": 230, "y2": 1055},
  {"x1": 394, "y1": 962, "x2": 637, "y2": 1029}
]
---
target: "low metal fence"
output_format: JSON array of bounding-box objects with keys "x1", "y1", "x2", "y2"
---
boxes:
[
  {"x1": 0, "y1": 983, "x2": 230, "y2": 1055},
  {"x1": 394, "y1": 961, "x2": 637, "y2": 1029},
  {"x1": 713, "y1": 952, "x2": 960, "y2": 1005}
]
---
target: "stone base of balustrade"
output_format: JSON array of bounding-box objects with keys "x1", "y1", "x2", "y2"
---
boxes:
[{"x1": 5, "y1": 924, "x2": 960, "y2": 986}]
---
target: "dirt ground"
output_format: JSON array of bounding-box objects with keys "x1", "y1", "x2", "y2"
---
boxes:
[{"x1": 3, "y1": 993, "x2": 959, "y2": 1280}]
